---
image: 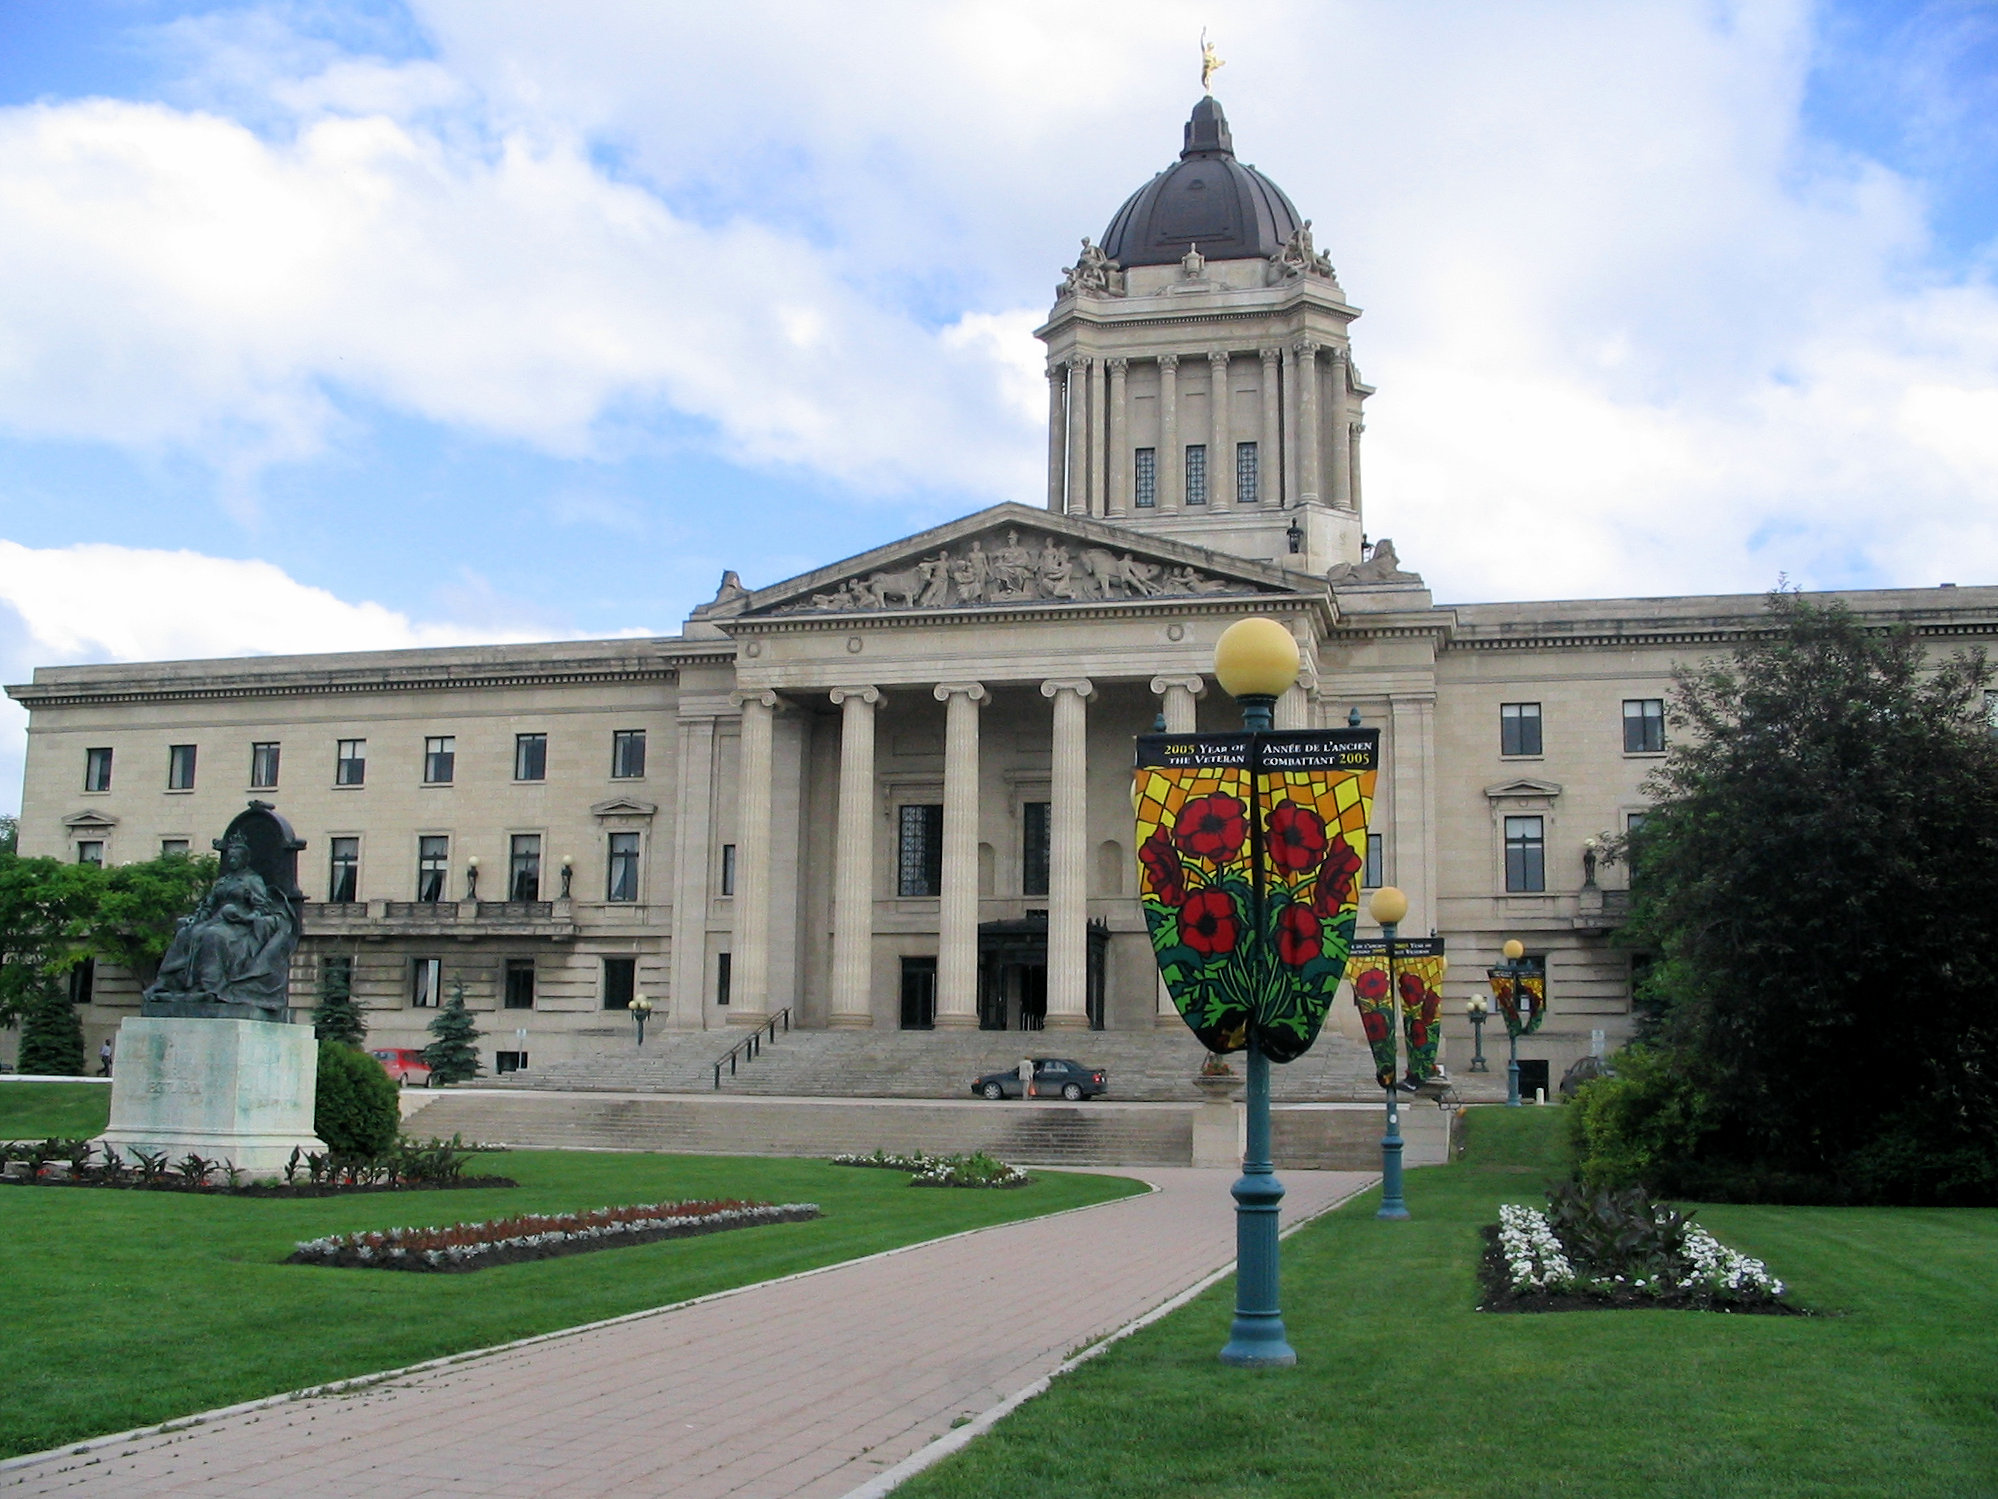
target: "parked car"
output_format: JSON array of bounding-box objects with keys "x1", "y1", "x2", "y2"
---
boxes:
[
  {"x1": 971, "y1": 1058, "x2": 1107, "y2": 1102},
  {"x1": 369, "y1": 1047, "x2": 434, "y2": 1087}
]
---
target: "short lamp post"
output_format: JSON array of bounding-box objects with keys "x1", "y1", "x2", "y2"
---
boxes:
[
  {"x1": 629, "y1": 994, "x2": 655, "y2": 1046},
  {"x1": 1212, "y1": 615, "x2": 1301, "y2": 1370},
  {"x1": 1466, "y1": 994, "x2": 1490, "y2": 1073},
  {"x1": 1498, "y1": 938, "x2": 1526, "y2": 1106},
  {"x1": 1370, "y1": 885, "x2": 1412, "y2": 1221},
  {"x1": 465, "y1": 855, "x2": 480, "y2": 902}
]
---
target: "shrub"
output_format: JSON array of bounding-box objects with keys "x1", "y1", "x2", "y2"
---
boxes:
[{"x1": 314, "y1": 1041, "x2": 400, "y2": 1158}]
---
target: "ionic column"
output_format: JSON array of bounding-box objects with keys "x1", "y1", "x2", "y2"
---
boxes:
[
  {"x1": 1259, "y1": 347, "x2": 1283, "y2": 507},
  {"x1": 728, "y1": 689, "x2": 777, "y2": 1025},
  {"x1": 829, "y1": 686, "x2": 882, "y2": 1027},
  {"x1": 1349, "y1": 421, "x2": 1365, "y2": 514},
  {"x1": 1106, "y1": 359, "x2": 1129, "y2": 517},
  {"x1": 1042, "y1": 678, "x2": 1095, "y2": 1028},
  {"x1": 1149, "y1": 674, "x2": 1205, "y2": 1026},
  {"x1": 1295, "y1": 339, "x2": 1321, "y2": 506},
  {"x1": 1159, "y1": 354, "x2": 1181, "y2": 509},
  {"x1": 1280, "y1": 344, "x2": 1301, "y2": 508},
  {"x1": 1046, "y1": 364, "x2": 1068, "y2": 511},
  {"x1": 934, "y1": 682, "x2": 987, "y2": 1028},
  {"x1": 1064, "y1": 357, "x2": 1089, "y2": 516},
  {"x1": 1209, "y1": 351, "x2": 1234, "y2": 504},
  {"x1": 1327, "y1": 348, "x2": 1351, "y2": 510},
  {"x1": 1088, "y1": 356, "x2": 1108, "y2": 517}
]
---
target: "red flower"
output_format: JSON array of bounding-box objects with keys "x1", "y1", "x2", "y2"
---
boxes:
[
  {"x1": 1275, "y1": 904, "x2": 1322, "y2": 967},
  {"x1": 1266, "y1": 802, "x2": 1329, "y2": 874},
  {"x1": 1174, "y1": 794, "x2": 1247, "y2": 863},
  {"x1": 1138, "y1": 827, "x2": 1186, "y2": 906},
  {"x1": 1177, "y1": 888, "x2": 1240, "y2": 956},
  {"x1": 1354, "y1": 968, "x2": 1389, "y2": 1002},
  {"x1": 1311, "y1": 839, "x2": 1365, "y2": 918},
  {"x1": 1361, "y1": 1010, "x2": 1389, "y2": 1043}
]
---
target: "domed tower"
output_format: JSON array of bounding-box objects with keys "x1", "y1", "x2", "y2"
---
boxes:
[{"x1": 1037, "y1": 95, "x2": 1368, "y2": 573}]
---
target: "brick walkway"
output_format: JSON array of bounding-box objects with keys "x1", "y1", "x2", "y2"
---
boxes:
[{"x1": 3, "y1": 1167, "x2": 1371, "y2": 1498}]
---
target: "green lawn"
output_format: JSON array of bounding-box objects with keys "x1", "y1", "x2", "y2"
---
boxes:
[
  {"x1": 0, "y1": 1080, "x2": 112, "y2": 1140},
  {"x1": 0, "y1": 1085, "x2": 1143, "y2": 1460},
  {"x1": 900, "y1": 1108, "x2": 1998, "y2": 1499}
]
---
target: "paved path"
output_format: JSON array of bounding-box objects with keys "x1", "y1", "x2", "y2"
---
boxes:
[{"x1": 4, "y1": 1168, "x2": 1371, "y2": 1499}]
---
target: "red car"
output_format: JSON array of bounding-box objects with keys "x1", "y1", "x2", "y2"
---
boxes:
[{"x1": 369, "y1": 1047, "x2": 434, "y2": 1087}]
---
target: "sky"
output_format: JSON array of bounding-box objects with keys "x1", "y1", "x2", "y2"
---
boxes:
[{"x1": 0, "y1": 0, "x2": 1995, "y2": 813}]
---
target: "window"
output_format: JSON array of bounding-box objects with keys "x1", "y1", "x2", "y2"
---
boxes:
[
  {"x1": 503, "y1": 959, "x2": 536, "y2": 1010},
  {"x1": 496, "y1": 1051, "x2": 527, "y2": 1074},
  {"x1": 608, "y1": 832, "x2": 640, "y2": 902},
  {"x1": 160, "y1": 838, "x2": 190, "y2": 858},
  {"x1": 898, "y1": 804, "x2": 944, "y2": 897},
  {"x1": 509, "y1": 834, "x2": 541, "y2": 900},
  {"x1": 612, "y1": 729, "x2": 647, "y2": 779},
  {"x1": 1236, "y1": 441, "x2": 1259, "y2": 504},
  {"x1": 514, "y1": 733, "x2": 547, "y2": 781},
  {"x1": 1184, "y1": 443, "x2": 1208, "y2": 505},
  {"x1": 76, "y1": 841, "x2": 103, "y2": 866},
  {"x1": 1133, "y1": 447, "x2": 1157, "y2": 508},
  {"x1": 1504, "y1": 816, "x2": 1546, "y2": 893},
  {"x1": 167, "y1": 744, "x2": 197, "y2": 790},
  {"x1": 69, "y1": 958, "x2": 94, "y2": 1005},
  {"x1": 250, "y1": 741, "x2": 280, "y2": 789},
  {"x1": 720, "y1": 843, "x2": 736, "y2": 897},
  {"x1": 336, "y1": 739, "x2": 366, "y2": 786},
  {"x1": 411, "y1": 957, "x2": 442, "y2": 1008},
  {"x1": 1022, "y1": 802, "x2": 1051, "y2": 897},
  {"x1": 424, "y1": 736, "x2": 456, "y2": 784},
  {"x1": 84, "y1": 747, "x2": 113, "y2": 792},
  {"x1": 417, "y1": 835, "x2": 449, "y2": 902},
  {"x1": 602, "y1": 957, "x2": 636, "y2": 1011},
  {"x1": 1623, "y1": 699, "x2": 1665, "y2": 754},
  {"x1": 1500, "y1": 703, "x2": 1543, "y2": 757},
  {"x1": 1364, "y1": 832, "x2": 1384, "y2": 890},
  {"x1": 329, "y1": 837, "x2": 360, "y2": 902},
  {"x1": 900, "y1": 956, "x2": 937, "y2": 1030},
  {"x1": 716, "y1": 951, "x2": 732, "y2": 1006}
]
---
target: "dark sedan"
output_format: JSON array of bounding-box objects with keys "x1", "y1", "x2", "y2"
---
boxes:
[{"x1": 971, "y1": 1058, "x2": 1108, "y2": 1102}]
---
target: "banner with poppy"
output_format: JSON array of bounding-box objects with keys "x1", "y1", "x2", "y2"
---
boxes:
[
  {"x1": 1134, "y1": 729, "x2": 1379, "y2": 1061},
  {"x1": 1488, "y1": 967, "x2": 1548, "y2": 1038},
  {"x1": 1345, "y1": 938, "x2": 1448, "y2": 1090}
]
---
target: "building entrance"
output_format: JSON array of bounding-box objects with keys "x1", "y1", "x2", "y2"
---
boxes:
[{"x1": 975, "y1": 915, "x2": 1108, "y2": 1031}]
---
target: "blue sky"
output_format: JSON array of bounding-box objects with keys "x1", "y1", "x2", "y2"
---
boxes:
[{"x1": 1, "y1": 0, "x2": 1996, "y2": 812}]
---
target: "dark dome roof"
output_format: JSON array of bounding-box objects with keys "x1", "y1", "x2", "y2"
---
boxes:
[{"x1": 1100, "y1": 97, "x2": 1305, "y2": 267}]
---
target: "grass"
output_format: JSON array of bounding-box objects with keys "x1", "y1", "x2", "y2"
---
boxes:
[
  {"x1": 0, "y1": 1085, "x2": 1143, "y2": 1460},
  {"x1": 898, "y1": 1107, "x2": 1998, "y2": 1499},
  {"x1": 0, "y1": 1080, "x2": 112, "y2": 1140}
]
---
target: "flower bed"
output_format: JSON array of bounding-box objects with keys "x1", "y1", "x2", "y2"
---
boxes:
[
  {"x1": 288, "y1": 1199, "x2": 821, "y2": 1272},
  {"x1": 831, "y1": 1148, "x2": 1031, "y2": 1188}
]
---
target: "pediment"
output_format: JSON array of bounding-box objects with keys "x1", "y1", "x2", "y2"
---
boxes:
[
  {"x1": 589, "y1": 796, "x2": 658, "y2": 818},
  {"x1": 1484, "y1": 777, "x2": 1564, "y2": 800},
  {"x1": 62, "y1": 810, "x2": 120, "y2": 829},
  {"x1": 711, "y1": 503, "x2": 1313, "y2": 622}
]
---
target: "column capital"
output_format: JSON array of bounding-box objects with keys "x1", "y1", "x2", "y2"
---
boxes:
[
  {"x1": 729, "y1": 688, "x2": 778, "y2": 711},
  {"x1": 829, "y1": 685, "x2": 882, "y2": 707},
  {"x1": 933, "y1": 681, "x2": 989, "y2": 704},
  {"x1": 1158, "y1": 353, "x2": 1180, "y2": 372},
  {"x1": 1106, "y1": 357, "x2": 1129, "y2": 375},
  {"x1": 1149, "y1": 674, "x2": 1207, "y2": 698},
  {"x1": 1040, "y1": 678, "x2": 1095, "y2": 700}
]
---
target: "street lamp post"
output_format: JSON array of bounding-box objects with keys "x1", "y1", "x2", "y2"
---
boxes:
[
  {"x1": 1213, "y1": 616, "x2": 1301, "y2": 1370},
  {"x1": 1466, "y1": 994, "x2": 1490, "y2": 1072},
  {"x1": 1498, "y1": 938, "x2": 1525, "y2": 1106},
  {"x1": 1370, "y1": 886, "x2": 1412, "y2": 1220},
  {"x1": 630, "y1": 994, "x2": 654, "y2": 1046}
]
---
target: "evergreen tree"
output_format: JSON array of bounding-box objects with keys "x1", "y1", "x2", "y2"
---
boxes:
[
  {"x1": 18, "y1": 983, "x2": 86, "y2": 1076},
  {"x1": 422, "y1": 980, "x2": 482, "y2": 1084},
  {"x1": 311, "y1": 958, "x2": 367, "y2": 1047}
]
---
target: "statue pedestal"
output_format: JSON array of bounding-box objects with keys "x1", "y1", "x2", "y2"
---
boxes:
[{"x1": 96, "y1": 1017, "x2": 324, "y2": 1174}]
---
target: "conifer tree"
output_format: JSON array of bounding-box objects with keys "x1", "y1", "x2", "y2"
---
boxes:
[
  {"x1": 421, "y1": 979, "x2": 482, "y2": 1084},
  {"x1": 18, "y1": 982, "x2": 86, "y2": 1076},
  {"x1": 311, "y1": 958, "x2": 367, "y2": 1047}
]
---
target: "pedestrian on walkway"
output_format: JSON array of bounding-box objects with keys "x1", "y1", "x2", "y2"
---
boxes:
[
  {"x1": 1018, "y1": 1055, "x2": 1034, "y2": 1100},
  {"x1": 97, "y1": 1038, "x2": 113, "y2": 1078}
]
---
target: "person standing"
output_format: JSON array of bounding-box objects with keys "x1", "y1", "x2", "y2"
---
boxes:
[
  {"x1": 97, "y1": 1038, "x2": 113, "y2": 1078},
  {"x1": 1018, "y1": 1055, "x2": 1035, "y2": 1100}
]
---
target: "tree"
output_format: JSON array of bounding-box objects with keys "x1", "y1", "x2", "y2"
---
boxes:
[
  {"x1": 311, "y1": 958, "x2": 367, "y2": 1047},
  {"x1": 1584, "y1": 591, "x2": 1998, "y2": 1205},
  {"x1": 421, "y1": 980, "x2": 483, "y2": 1085},
  {"x1": 0, "y1": 855, "x2": 101, "y2": 1027},
  {"x1": 73, "y1": 851, "x2": 217, "y2": 987},
  {"x1": 17, "y1": 981, "x2": 86, "y2": 1076}
]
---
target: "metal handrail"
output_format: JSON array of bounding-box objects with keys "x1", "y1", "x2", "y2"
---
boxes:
[{"x1": 712, "y1": 1007, "x2": 792, "y2": 1089}]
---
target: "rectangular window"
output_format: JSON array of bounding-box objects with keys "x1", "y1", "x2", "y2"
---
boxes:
[
  {"x1": 1504, "y1": 815, "x2": 1547, "y2": 893},
  {"x1": 250, "y1": 741, "x2": 280, "y2": 789},
  {"x1": 1184, "y1": 443, "x2": 1208, "y2": 505},
  {"x1": 514, "y1": 733, "x2": 547, "y2": 782},
  {"x1": 716, "y1": 951, "x2": 732, "y2": 1007},
  {"x1": 1364, "y1": 832, "x2": 1384, "y2": 890},
  {"x1": 509, "y1": 834, "x2": 542, "y2": 900},
  {"x1": 417, "y1": 835, "x2": 449, "y2": 902},
  {"x1": 898, "y1": 804, "x2": 944, "y2": 898},
  {"x1": 1133, "y1": 447, "x2": 1157, "y2": 508},
  {"x1": 900, "y1": 955, "x2": 937, "y2": 1030},
  {"x1": 76, "y1": 841, "x2": 103, "y2": 866},
  {"x1": 602, "y1": 957, "x2": 636, "y2": 1011},
  {"x1": 167, "y1": 744, "x2": 197, "y2": 790},
  {"x1": 84, "y1": 747, "x2": 113, "y2": 792},
  {"x1": 612, "y1": 729, "x2": 647, "y2": 779},
  {"x1": 1022, "y1": 801, "x2": 1051, "y2": 897},
  {"x1": 607, "y1": 832, "x2": 640, "y2": 902},
  {"x1": 1500, "y1": 703, "x2": 1543, "y2": 757},
  {"x1": 1623, "y1": 699, "x2": 1665, "y2": 754},
  {"x1": 411, "y1": 957, "x2": 442, "y2": 1008},
  {"x1": 720, "y1": 843, "x2": 736, "y2": 897},
  {"x1": 424, "y1": 736, "x2": 456, "y2": 784},
  {"x1": 336, "y1": 739, "x2": 366, "y2": 786},
  {"x1": 503, "y1": 959, "x2": 535, "y2": 1010},
  {"x1": 69, "y1": 958, "x2": 94, "y2": 1006},
  {"x1": 329, "y1": 837, "x2": 360, "y2": 902},
  {"x1": 160, "y1": 838, "x2": 190, "y2": 858},
  {"x1": 1236, "y1": 441, "x2": 1259, "y2": 504}
]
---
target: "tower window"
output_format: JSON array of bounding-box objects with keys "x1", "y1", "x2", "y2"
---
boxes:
[
  {"x1": 1236, "y1": 441, "x2": 1259, "y2": 504},
  {"x1": 1184, "y1": 444, "x2": 1208, "y2": 505},
  {"x1": 1134, "y1": 448, "x2": 1157, "y2": 508}
]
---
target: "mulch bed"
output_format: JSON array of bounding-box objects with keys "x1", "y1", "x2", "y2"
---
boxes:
[
  {"x1": 1475, "y1": 1224, "x2": 1811, "y2": 1315},
  {"x1": 2, "y1": 1174, "x2": 519, "y2": 1196}
]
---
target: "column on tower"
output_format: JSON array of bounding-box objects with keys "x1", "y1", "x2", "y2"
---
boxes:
[
  {"x1": 1295, "y1": 340, "x2": 1321, "y2": 506},
  {"x1": 828, "y1": 686, "x2": 882, "y2": 1027},
  {"x1": 1209, "y1": 351, "x2": 1233, "y2": 505},
  {"x1": 1041, "y1": 678, "x2": 1094, "y2": 1028},
  {"x1": 1065, "y1": 357, "x2": 1090, "y2": 516},
  {"x1": 1106, "y1": 359, "x2": 1129, "y2": 517},
  {"x1": 1159, "y1": 355, "x2": 1181, "y2": 509},
  {"x1": 1259, "y1": 347, "x2": 1283, "y2": 509},
  {"x1": 728, "y1": 689, "x2": 777, "y2": 1025},
  {"x1": 1327, "y1": 348, "x2": 1351, "y2": 510},
  {"x1": 1280, "y1": 344, "x2": 1301, "y2": 508},
  {"x1": 1149, "y1": 674, "x2": 1204, "y2": 1025},
  {"x1": 933, "y1": 682, "x2": 987, "y2": 1028},
  {"x1": 1046, "y1": 364, "x2": 1068, "y2": 511},
  {"x1": 1088, "y1": 357, "x2": 1108, "y2": 518}
]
